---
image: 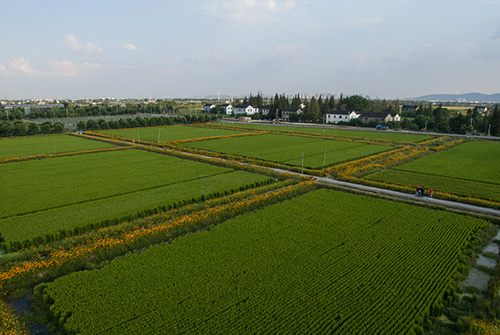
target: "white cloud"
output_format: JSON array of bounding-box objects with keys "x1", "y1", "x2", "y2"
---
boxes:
[
  {"x1": 47, "y1": 60, "x2": 135, "y2": 78},
  {"x1": 343, "y1": 16, "x2": 384, "y2": 27},
  {"x1": 0, "y1": 62, "x2": 8, "y2": 75},
  {"x1": 65, "y1": 34, "x2": 103, "y2": 53},
  {"x1": 123, "y1": 43, "x2": 138, "y2": 51},
  {"x1": 7, "y1": 57, "x2": 44, "y2": 75},
  {"x1": 202, "y1": 0, "x2": 296, "y2": 24}
]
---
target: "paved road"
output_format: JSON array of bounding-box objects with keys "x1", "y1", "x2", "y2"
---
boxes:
[
  {"x1": 87, "y1": 133, "x2": 500, "y2": 218},
  {"x1": 314, "y1": 176, "x2": 500, "y2": 218}
]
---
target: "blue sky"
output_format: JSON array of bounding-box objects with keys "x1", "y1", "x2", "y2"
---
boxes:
[{"x1": 1, "y1": 0, "x2": 500, "y2": 99}]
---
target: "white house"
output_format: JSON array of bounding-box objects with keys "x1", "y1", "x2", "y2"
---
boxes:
[
  {"x1": 384, "y1": 113, "x2": 401, "y2": 123},
  {"x1": 326, "y1": 110, "x2": 360, "y2": 124},
  {"x1": 218, "y1": 104, "x2": 233, "y2": 115},
  {"x1": 203, "y1": 104, "x2": 215, "y2": 113},
  {"x1": 281, "y1": 107, "x2": 303, "y2": 122},
  {"x1": 234, "y1": 104, "x2": 259, "y2": 115}
]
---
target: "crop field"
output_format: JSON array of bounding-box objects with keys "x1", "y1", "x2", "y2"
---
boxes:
[
  {"x1": 38, "y1": 188, "x2": 487, "y2": 334},
  {"x1": 0, "y1": 149, "x2": 271, "y2": 247},
  {"x1": 365, "y1": 141, "x2": 500, "y2": 201},
  {"x1": 0, "y1": 134, "x2": 115, "y2": 159},
  {"x1": 220, "y1": 123, "x2": 435, "y2": 143},
  {"x1": 181, "y1": 133, "x2": 394, "y2": 169},
  {"x1": 99, "y1": 125, "x2": 248, "y2": 142}
]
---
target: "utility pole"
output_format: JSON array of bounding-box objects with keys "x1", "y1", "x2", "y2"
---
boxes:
[
  {"x1": 200, "y1": 175, "x2": 204, "y2": 202},
  {"x1": 301, "y1": 152, "x2": 304, "y2": 174},
  {"x1": 322, "y1": 149, "x2": 327, "y2": 171}
]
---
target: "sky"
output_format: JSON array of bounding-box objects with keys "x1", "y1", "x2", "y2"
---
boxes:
[{"x1": 1, "y1": 0, "x2": 500, "y2": 100}]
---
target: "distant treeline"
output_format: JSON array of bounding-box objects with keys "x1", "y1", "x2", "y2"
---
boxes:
[
  {"x1": 0, "y1": 100, "x2": 184, "y2": 120},
  {"x1": 0, "y1": 114, "x2": 215, "y2": 137}
]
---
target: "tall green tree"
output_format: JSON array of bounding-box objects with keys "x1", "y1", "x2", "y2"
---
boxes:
[
  {"x1": 490, "y1": 105, "x2": 500, "y2": 136},
  {"x1": 344, "y1": 95, "x2": 370, "y2": 112}
]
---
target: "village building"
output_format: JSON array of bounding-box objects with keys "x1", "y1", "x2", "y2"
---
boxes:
[
  {"x1": 281, "y1": 107, "x2": 303, "y2": 122},
  {"x1": 326, "y1": 110, "x2": 360, "y2": 124},
  {"x1": 233, "y1": 104, "x2": 259, "y2": 115}
]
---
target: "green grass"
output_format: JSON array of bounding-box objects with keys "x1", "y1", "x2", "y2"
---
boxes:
[
  {"x1": 38, "y1": 188, "x2": 486, "y2": 334},
  {"x1": 366, "y1": 170, "x2": 500, "y2": 202},
  {"x1": 220, "y1": 123, "x2": 435, "y2": 143},
  {"x1": 99, "y1": 125, "x2": 248, "y2": 143},
  {"x1": 392, "y1": 141, "x2": 500, "y2": 184},
  {"x1": 181, "y1": 133, "x2": 393, "y2": 169},
  {"x1": 0, "y1": 134, "x2": 115, "y2": 159},
  {"x1": 365, "y1": 141, "x2": 500, "y2": 201},
  {"x1": 0, "y1": 149, "x2": 234, "y2": 219},
  {"x1": 0, "y1": 170, "x2": 270, "y2": 246}
]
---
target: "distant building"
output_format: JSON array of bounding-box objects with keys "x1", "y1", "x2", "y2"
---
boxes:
[
  {"x1": 234, "y1": 104, "x2": 259, "y2": 115},
  {"x1": 281, "y1": 107, "x2": 303, "y2": 122},
  {"x1": 358, "y1": 112, "x2": 400, "y2": 124},
  {"x1": 358, "y1": 112, "x2": 386, "y2": 124},
  {"x1": 3, "y1": 103, "x2": 64, "y2": 115},
  {"x1": 326, "y1": 110, "x2": 360, "y2": 124},
  {"x1": 401, "y1": 104, "x2": 418, "y2": 114},
  {"x1": 217, "y1": 103, "x2": 233, "y2": 115},
  {"x1": 384, "y1": 113, "x2": 401, "y2": 123},
  {"x1": 203, "y1": 104, "x2": 216, "y2": 113},
  {"x1": 477, "y1": 106, "x2": 488, "y2": 114},
  {"x1": 259, "y1": 105, "x2": 272, "y2": 116}
]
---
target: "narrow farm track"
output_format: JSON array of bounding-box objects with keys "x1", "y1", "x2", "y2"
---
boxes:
[{"x1": 82, "y1": 132, "x2": 500, "y2": 219}]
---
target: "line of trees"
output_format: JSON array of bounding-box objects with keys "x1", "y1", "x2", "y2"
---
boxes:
[
  {"x1": 77, "y1": 114, "x2": 214, "y2": 131},
  {"x1": 0, "y1": 114, "x2": 216, "y2": 137},
  {"x1": 0, "y1": 100, "x2": 195, "y2": 121},
  {"x1": 231, "y1": 93, "x2": 500, "y2": 136},
  {"x1": 0, "y1": 120, "x2": 65, "y2": 137}
]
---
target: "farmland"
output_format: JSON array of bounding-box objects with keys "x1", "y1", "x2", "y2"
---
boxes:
[
  {"x1": 0, "y1": 148, "x2": 271, "y2": 249},
  {"x1": 180, "y1": 133, "x2": 394, "y2": 169},
  {"x1": 365, "y1": 141, "x2": 500, "y2": 202},
  {"x1": 98, "y1": 125, "x2": 248, "y2": 143},
  {"x1": 38, "y1": 188, "x2": 487, "y2": 335},
  {"x1": 219, "y1": 123, "x2": 435, "y2": 143},
  {"x1": 0, "y1": 124, "x2": 499, "y2": 335},
  {"x1": 0, "y1": 134, "x2": 115, "y2": 159}
]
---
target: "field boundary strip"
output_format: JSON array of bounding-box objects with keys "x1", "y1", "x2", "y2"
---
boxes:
[
  {"x1": 389, "y1": 167, "x2": 500, "y2": 187},
  {"x1": 197, "y1": 123, "x2": 411, "y2": 146},
  {"x1": 0, "y1": 180, "x2": 313, "y2": 334},
  {"x1": 0, "y1": 145, "x2": 132, "y2": 164}
]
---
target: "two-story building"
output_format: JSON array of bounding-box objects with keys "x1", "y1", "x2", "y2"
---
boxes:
[
  {"x1": 218, "y1": 103, "x2": 233, "y2": 115},
  {"x1": 281, "y1": 107, "x2": 303, "y2": 122},
  {"x1": 203, "y1": 104, "x2": 215, "y2": 113},
  {"x1": 326, "y1": 110, "x2": 360, "y2": 124},
  {"x1": 233, "y1": 104, "x2": 259, "y2": 115}
]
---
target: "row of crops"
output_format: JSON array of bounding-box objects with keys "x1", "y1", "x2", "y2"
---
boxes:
[
  {"x1": 364, "y1": 141, "x2": 500, "y2": 203},
  {"x1": 0, "y1": 123, "x2": 498, "y2": 334},
  {"x1": 0, "y1": 135, "x2": 275, "y2": 251},
  {"x1": 36, "y1": 189, "x2": 488, "y2": 334}
]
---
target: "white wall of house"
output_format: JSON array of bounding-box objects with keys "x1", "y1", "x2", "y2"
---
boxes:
[
  {"x1": 203, "y1": 104, "x2": 215, "y2": 113},
  {"x1": 326, "y1": 111, "x2": 359, "y2": 124},
  {"x1": 223, "y1": 105, "x2": 233, "y2": 115},
  {"x1": 234, "y1": 105, "x2": 258, "y2": 115}
]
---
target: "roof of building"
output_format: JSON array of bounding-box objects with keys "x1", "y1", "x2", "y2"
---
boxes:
[
  {"x1": 327, "y1": 110, "x2": 355, "y2": 115},
  {"x1": 358, "y1": 112, "x2": 387, "y2": 118},
  {"x1": 282, "y1": 107, "x2": 303, "y2": 113}
]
